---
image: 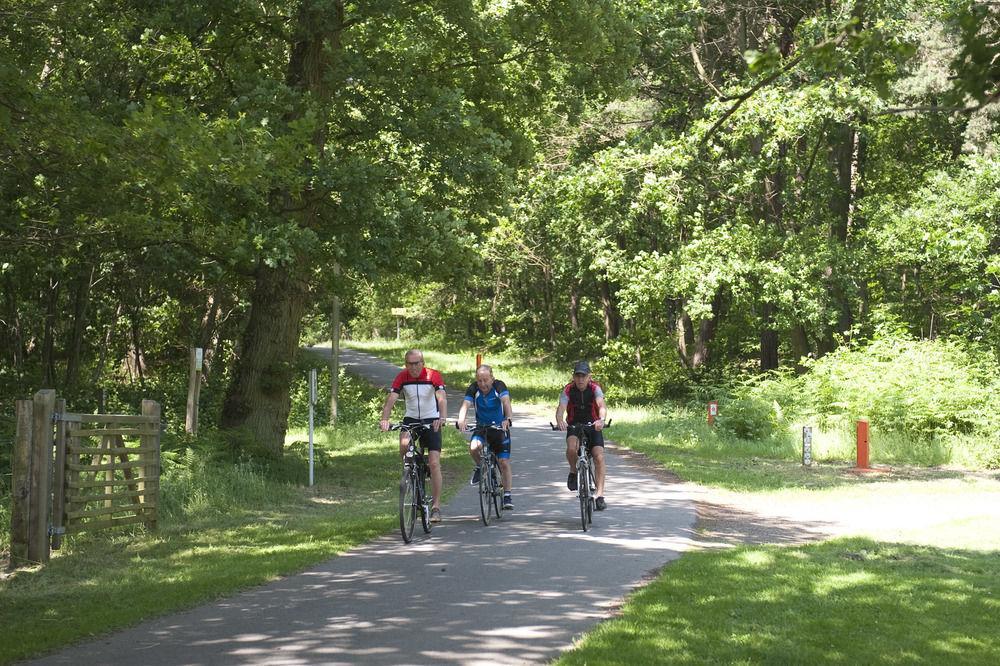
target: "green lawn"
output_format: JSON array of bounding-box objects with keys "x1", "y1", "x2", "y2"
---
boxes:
[{"x1": 557, "y1": 538, "x2": 1000, "y2": 665}]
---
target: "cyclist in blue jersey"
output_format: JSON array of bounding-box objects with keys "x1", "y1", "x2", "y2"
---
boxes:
[{"x1": 456, "y1": 365, "x2": 514, "y2": 510}]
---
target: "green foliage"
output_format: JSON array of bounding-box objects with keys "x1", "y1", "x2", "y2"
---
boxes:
[{"x1": 717, "y1": 333, "x2": 1000, "y2": 468}]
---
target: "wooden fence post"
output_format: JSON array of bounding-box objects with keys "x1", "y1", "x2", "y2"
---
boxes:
[
  {"x1": 28, "y1": 389, "x2": 56, "y2": 564},
  {"x1": 141, "y1": 400, "x2": 161, "y2": 530},
  {"x1": 10, "y1": 400, "x2": 33, "y2": 568},
  {"x1": 51, "y1": 398, "x2": 68, "y2": 550}
]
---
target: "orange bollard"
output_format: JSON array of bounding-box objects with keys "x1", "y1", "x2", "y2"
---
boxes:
[
  {"x1": 856, "y1": 419, "x2": 870, "y2": 469},
  {"x1": 476, "y1": 353, "x2": 482, "y2": 369},
  {"x1": 707, "y1": 401, "x2": 718, "y2": 426}
]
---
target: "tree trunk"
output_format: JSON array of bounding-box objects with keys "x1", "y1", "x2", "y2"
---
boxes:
[
  {"x1": 197, "y1": 286, "x2": 223, "y2": 380},
  {"x1": 543, "y1": 266, "x2": 556, "y2": 347},
  {"x1": 221, "y1": 264, "x2": 310, "y2": 455},
  {"x1": 598, "y1": 279, "x2": 621, "y2": 340},
  {"x1": 64, "y1": 264, "x2": 94, "y2": 390},
  {"x1": 569, "y1": 286, "x2": 580, "y2": 332},
  {"x1": 760, "y1": 302, "x2": 779, "y2": 371},
  {"x1": 220, "y1": 1, "x2": 343, "y2": 455},
  {"x1": 42, "y1": 275, "x2": 60, "y2": 388},
  {"x1": 676, "y1": 293, "x2": 722, "y2": 371},
  {"x1": 3, "y1": 273, "x2": 24, "y2": 372},
  {"x1": 790, "y1": 323, "x2": 809, "y2": 374}
]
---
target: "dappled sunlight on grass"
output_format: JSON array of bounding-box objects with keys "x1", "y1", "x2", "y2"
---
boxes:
[
  {"x1": 558, "y1": 538, "x2": 1000, "y2": 665},
  {"x1": 0, "y1": 393, "x2": 467, "y2": 664}
]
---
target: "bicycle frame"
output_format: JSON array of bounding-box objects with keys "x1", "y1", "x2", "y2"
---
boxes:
[
  {"x1": 553, "y1": 420, "x2": 611, "y2": 532},
  {"x1": 390, "y1": 422, "x2": 433, "y2": 543},
  {"x1": 464, "y1": 423, "x2": 506, "y2": 525}
]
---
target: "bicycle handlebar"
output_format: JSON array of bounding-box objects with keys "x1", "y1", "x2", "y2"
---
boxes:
[
  {"x1": 457, "y1": 421, "x2": 511, "y2": 432},
  {"x1": 549, "y1": 419, "x2": 612, "y2": 431},
  {"x1": 388, "y1": 422, "x2": 431, "y2": 433}
]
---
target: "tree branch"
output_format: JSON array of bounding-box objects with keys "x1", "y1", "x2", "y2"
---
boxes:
[
  {"x1": 878, "y1": 89, "x2": 1000, "y2": 115},
  {"x1": 700, "y1": 32, "x2": 848, "y2": 145}
]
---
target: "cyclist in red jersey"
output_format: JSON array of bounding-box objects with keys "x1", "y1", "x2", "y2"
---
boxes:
[
  {"x1": 554, "y1": 360, "x2": 609, "y2": 511},
  {"x1": 380, "y1": 349, "x2": 448, "y2": 522}
]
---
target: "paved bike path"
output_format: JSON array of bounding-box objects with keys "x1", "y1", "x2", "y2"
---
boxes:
[{"x1": 26, "y1": 347, "x2": 698, "y2": 666}]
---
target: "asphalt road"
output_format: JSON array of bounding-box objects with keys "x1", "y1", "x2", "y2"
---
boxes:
[{"x1": 25, "y1": 347, "x2": 698, "y2": 666}]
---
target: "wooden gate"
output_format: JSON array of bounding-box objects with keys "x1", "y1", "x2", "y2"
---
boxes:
[
  {"x1": 51, "y1": 400, "x2": 161, "y2": 548},
  {"x1": 9, "y1": 391, "x2": 160, "y2": 568}
]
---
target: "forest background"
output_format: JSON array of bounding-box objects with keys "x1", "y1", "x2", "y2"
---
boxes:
[{"x1": 2, "y1": 0, "x2": 1000, "y2": 470}]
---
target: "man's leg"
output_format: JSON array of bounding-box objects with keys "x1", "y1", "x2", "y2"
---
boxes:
[
  {"x1": 398, "y1": 432, "x2": 411, "y2": 459},
  {"x1": 565, "y1": 434, "x2": 579, "y2": 490},
  {"x1": 469, "y1": 438, "x2": 483, "y2": 465},
  {"x1": 591, "y1": 445, "x2": 606, "y2": 497},
  {"x1": 428, "y1": 450, "x2": 443, "y2": 510},
  {"x1": 565, "y1": 435, "x2": 579, "y2": 470},
  {"x1": 499, "y1": 458, "x2": 512, "y2": 491}
]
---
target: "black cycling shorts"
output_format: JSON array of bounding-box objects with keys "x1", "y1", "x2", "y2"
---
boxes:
[
  {"x1": 471, "y1": 427, "x2": 511, "y2": 459},
  {"x1": 565, "y1": 424, "x2": 604, "y2": 449},
  {"x1": 402, "y1": 417, "x2": 442, "y2": 452}
]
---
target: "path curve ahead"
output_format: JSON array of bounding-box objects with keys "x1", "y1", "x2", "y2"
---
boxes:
[{"x1": 27, "y1": 347, "x2": 698, "y2": 666}]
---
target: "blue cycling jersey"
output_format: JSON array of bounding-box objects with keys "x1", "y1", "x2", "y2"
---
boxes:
[{"x1": 464, "y1": 379, "x2": 509, "y2": 424}]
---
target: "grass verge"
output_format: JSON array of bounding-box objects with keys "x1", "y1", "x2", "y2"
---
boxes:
[
  {"x1": 557, "y1": 538, "x2": 1000, "y2": 665},
  {"x1": 0, "y1": 406, "x2": 466, "y2": 664}
]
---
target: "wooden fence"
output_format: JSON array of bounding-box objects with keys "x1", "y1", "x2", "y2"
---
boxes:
[{"x1": 9, "y1": 390, "x2": 160, "y2": 568}]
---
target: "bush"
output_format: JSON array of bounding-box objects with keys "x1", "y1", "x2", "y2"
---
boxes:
[
  {"x1": 719, "y1": 333, "x2": 1000, "y2": 468},
  {"x1": 800, "y1": 336, "x2": 995, "y2": 437}
]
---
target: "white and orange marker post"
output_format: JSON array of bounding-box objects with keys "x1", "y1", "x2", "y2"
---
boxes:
[
  {"x1": 476, "y1": 353, "x2": 482, "y2": 369},
  {"x1": 707, "y1": 401, "x2": 718, "y2": 426}
]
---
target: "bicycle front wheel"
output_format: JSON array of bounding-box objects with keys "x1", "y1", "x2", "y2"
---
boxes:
[
  {"x1": 419, "y1": 467, "x2": 432, "y2": 533},
  {"x1": 491, "y1": 463, "x2": 502, "y2": 519},
  {"x1": 399, "y1": 469, "x2": 417, "y2": 543},
  {"x1": 478, "y1": 461, "x2": 493, "y2": 526},
  {"x1": 578, "y1": 464, "x2": 590, "y2": 532},
  {"x1": 587, "y1": 464, "x2": 596, "y2": 525}
]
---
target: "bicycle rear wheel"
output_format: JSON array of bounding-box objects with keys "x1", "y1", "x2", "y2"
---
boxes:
[
  {"x1": 578, "y1": 463, "x2": 590, "y2": 532},
  {"x1": 419, "y1": 466, "x2": 432, "y2": 533},
  {"x1": 399, "y1": 469, "x2": 417, "y2": 543},
  {"x1": 478, "y1": 460, "x2": 492, "y2": 525}
]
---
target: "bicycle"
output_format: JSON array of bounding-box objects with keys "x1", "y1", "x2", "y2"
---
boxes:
[
  {"x1": 460, "y1": 422, "x2": 508, "y2": 525},
  {"x1": 552, "y1": 420, "x2": 611, "y2": 532},
  {"x1": 389, "y1": 422, "x2": 434, "y2": 543}
]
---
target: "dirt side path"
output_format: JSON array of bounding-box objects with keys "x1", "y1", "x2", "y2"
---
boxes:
[{"x1": 605, "y1": 442, "x2": 1000, "y2": 549}]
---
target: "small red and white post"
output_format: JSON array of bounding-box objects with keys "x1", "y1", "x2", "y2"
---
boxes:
[
  {"x1": 476, "y1": 352, "x2": 483, "y2": 369},
  {"x1": 707, "y1": 400, "x2": 718, "y2": 426}
]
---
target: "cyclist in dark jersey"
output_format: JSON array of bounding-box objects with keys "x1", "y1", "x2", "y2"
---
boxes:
[
  {"x1": 456, "y1": 365, "x2": 514, "y2": 509},
  {"x1": 554, "y1": 360, "x2": 609, "y2": 511},
  {"x1": 380, "y1": 349, "x2": 448, "y2": 522}
]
